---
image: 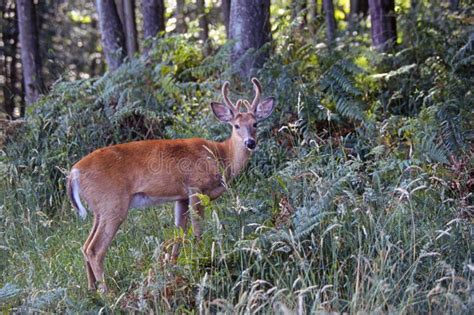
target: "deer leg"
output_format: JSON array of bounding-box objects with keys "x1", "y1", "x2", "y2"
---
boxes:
[
  {"x1": 171, "y1": 199, "x2": 189, "y2": 261},
  {"x1": 84, "y1": 210, "x2": 127, "y2": 293},
  {"x1": 82, "y1": 214, "x2": 100, "y2": 290},
  {"x1": 189, "y1": 194, "x2": 204, "y2": 241}
]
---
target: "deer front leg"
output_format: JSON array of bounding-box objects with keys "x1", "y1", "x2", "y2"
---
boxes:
[
  {"x1": 171, "y1": 199, "x2": 189, "y2": 261},
  {"x1": 189, "y1": 194, "x2": 204, "y2": 241}
]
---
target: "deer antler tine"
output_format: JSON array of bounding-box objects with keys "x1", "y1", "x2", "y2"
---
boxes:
[
  {"x1": 242, "y1": 100, "x2": 251, "y2": 111},
  {"x1": 222, "y1": 81, "x2": 237, "y2": 112},
  {"x1": 250, "y1": 78, "x2": 262, "y2": 111},
  {"x1": 236, "y1": 99, "x2": 243, "y2": 111}
]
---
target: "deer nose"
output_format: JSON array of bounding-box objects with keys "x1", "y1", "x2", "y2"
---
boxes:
[{"x1": 245, "y1": 139, "x2": 256, "y2": 150}]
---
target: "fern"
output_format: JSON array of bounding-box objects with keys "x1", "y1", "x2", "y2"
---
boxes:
[
  {"x1": 293, "y1": 175, "x2": 347, "y2": 240},
  {"x1": 319, "y1": 59, "x2": 366, "y2": 123}
]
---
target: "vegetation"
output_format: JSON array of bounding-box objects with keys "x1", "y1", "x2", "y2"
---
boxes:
[{"x1": 0, "y1": 1, "x2": 472, "y2": 313}]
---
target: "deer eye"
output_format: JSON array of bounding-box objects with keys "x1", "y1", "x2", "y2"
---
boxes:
[
  {"x1": 253, "y1": 123, "x2": 257, "y2": 128},
  {"x1": 234, "y1": 124, "x2": 240, "y2": 129}
]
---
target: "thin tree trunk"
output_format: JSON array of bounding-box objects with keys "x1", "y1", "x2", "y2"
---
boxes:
[
  {"x1": 96, "y1": 0, "x2": 126, "y2": 71},
  {"x1": 175, "y1": 0, "x2": 187, "y2": 33},
  {"x1": 222, "y1": 0, "x2": 231, "y2": 37},
  {"x1": 368, "y1": 0, "x2": 396, "y2": 51},
  {"x1": 2, "y1": 0, "x2": 19, "y2": 117},
  {"x1": 229, "y1": 0, "x2": 271, "y2": 78},
  {"x1": 349, "y1": 0, "x2": 369, "y2": 29},
  {"x1": 141, "y1": 0, "x2": 165, "y2": 40},
  {"x1": 123, "y1": 0, "x2": 138, "y2": 57},
  {"x1": 16, "y1": 0, "x2": 44, "y2": 105},
  {"x1": 197, "y1": 0, "x2": 210, "y2": 55},
  {"x1": 322, "y1": 0, "x2": 336, "y2": 43}
]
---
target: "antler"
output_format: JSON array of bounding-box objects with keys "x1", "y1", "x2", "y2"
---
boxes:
[
  {"x1": 250, "y1": 78, "x2": 262, "y2": 112},
  {"x1": 222, "y1": 81, "x2": 238, "y2": 113}
]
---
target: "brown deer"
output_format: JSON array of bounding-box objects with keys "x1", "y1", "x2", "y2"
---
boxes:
[{"x1": 67, "y1": 78, "x2": 275, "y2": 292}]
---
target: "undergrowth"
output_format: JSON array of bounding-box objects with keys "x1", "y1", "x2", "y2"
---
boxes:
[{"x1": 0, "y1": 2, "x2": 472, "y2": 313}]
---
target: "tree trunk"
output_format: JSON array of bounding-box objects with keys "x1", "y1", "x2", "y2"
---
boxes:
[
  {"x1": 322, "y1": 0, "x2": 336, "y2": 43},
  {"x1": 175, "y1": 0, "x2": 187, "y2": 33},
  {"x1": 123, "y1": 0, "x2": 138, "y2": 57},
  {"x1": 349, "y1": 0, "x2": 369, "y2": 29},
  {"x1": 16, "y1": 0, "x2": 44, "y2": 106},
  {"x1": 368, "y1": 0, "x2": 396, "y2": 51},
  {"x1": 222, "y1": 0, "x2": 231, "y2": 37},
  {"x1": 2, "y1": 0, "x2": 19, "y2": 117},
  {"x1": 141, "y1": 0, "x2": 166, "y2": 40},
  {"x1": 229, "y1": 0, "x2": 271, "y2": 78},
  {"x1": 197, "y1": 0, "x2": 210, "y2": 55},
  {"x1": 96, "y1": 0, "x2": 126, "y2": 71}
]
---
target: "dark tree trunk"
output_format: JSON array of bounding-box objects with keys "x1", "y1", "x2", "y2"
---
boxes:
[
  {"x1": 349, "y1": 0, "x2": 369, "y2": 29},
  {"x1": 368, "y1": 0, "x2": 396, "y2": 51},
  {"x1": 351, "y1": 0, "x2": 369, "y2": 16},
  {"x1": 17, "y1": 0, "x2": 44, "y2": 106},
  {"x1": 222, "y1": 0, "x2": 231, "y2": 37},
  {"x1": 2, "y1": 0, "x2": 19, "y2": 117},
  {"x1": 197, "y1": 0, "x2": 210, "y2": 55},
  {"x1": 123, "y1": 0, "x2": 138, "y2": 57},
  {"x1": 229, "y1": 0, "x2": 271, "y2": 78},
  {"x1": 96, "y1": 0, "x2": 126, "y2": 71},
  {"x1": 141, "y1": 0, "x2": 165, "y2": 40},
  {"x1": 175, "y1": 0, "x2": 187, "y2": 33},
  {"x1": 322, "y1": 0, "x2": 336, "y2": 43}
]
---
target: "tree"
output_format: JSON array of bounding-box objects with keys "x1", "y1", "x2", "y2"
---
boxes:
[
  {"x1": 1, "y1": 0, "x2": 21, "y2": 117},
  {"x1": 16, "y1": 0, "x2": 43, "y2": 105},
  {"x1": 197, "y1": 0, "x2": 210, "y2": 55},
  {"x1": 96, "y1": 0, "x2": 126, "y2": 71},
  {"x1": 222, "y1": 0, "x2": 231, "y2": 37},
  {"x1": 351, "y1": 0, "x2": 369, "y2": 17},
  {"x1": 123, "y1": 0, "x2": 138, "y2": 57},
  {"x1": 229, "y1": 0, "x2": 271, "y2": 78},
  {"x1": 141, "y1": 0, "x2": 166, "y2": 40},
  {"x1": 368, "y1": 0, "x2": 396, "y2": 51},
  {"x1": 323, "y1": 0, "x2": 336, "y2": 43}
]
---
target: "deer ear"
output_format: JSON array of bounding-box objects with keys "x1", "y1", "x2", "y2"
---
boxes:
[
  {"x1": 211, "y1": 102, "x2": 234, "y2": 122},
  {"x1": 255, "y1": 97, "x2": 276, "y2": 121}
]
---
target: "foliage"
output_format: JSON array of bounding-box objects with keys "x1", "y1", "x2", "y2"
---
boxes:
[{"x1": 1, "y1": 1, "x2": 472, "y2": 313}]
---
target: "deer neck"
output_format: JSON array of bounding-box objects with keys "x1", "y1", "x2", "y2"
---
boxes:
[{"x1": 219, "y1": 131, "x2": 251, "y2": 179}]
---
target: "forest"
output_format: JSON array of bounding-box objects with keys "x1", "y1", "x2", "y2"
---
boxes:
[{"x1": 0, "y1": 0, "x2": 473, "y2": 313}]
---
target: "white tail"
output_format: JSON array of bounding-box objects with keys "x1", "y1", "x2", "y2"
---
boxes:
[{"x1": 67, "y1": 78, "x2": 276, "y2": 292}]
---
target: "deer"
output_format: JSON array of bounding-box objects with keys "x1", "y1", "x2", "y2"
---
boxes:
[{"x1": 66, "y1": 78, "x2": 276, "y2": 292}]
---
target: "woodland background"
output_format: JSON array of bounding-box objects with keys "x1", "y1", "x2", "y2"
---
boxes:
[{"x1": 0, "y1": 0, "x2": 473, "y2": 313}]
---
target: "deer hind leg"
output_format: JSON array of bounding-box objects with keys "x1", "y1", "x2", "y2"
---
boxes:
[
  {"x1": 82, "y1": 214, "x2": 100, "y2": 290},
  {"x1": 83, "y1": 204, "x2": 128, "y2": 292},
  {"x1": 171, "y1": 199, "x2": 189, "y2": 261}
]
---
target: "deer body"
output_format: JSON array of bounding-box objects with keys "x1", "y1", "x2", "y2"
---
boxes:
[{"x1": 67, "y1": 79, "x2": 275, "y2": 292}]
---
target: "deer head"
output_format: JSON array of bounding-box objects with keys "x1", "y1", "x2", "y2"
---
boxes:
[{"x1": 211, "y1": 78, "x2": 276, "y2": 151}]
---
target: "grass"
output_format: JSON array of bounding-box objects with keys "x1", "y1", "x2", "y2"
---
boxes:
[{"x1": 1, "y1": 143, "x2": 471, "y2": 313}]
